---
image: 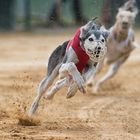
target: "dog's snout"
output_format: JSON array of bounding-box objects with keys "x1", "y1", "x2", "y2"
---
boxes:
[
  {"x1": 122, "y1": 21, "x2": 128, "y2": 25},
  {"x1": 97, "y1": 51, "x2": 100, "y2": 54},
  {"x1": 96, "y1": 55, "x2": 99, "y2": 58},
  {"x1": 88, "y1": 48, "x2": 93, "y2": 52}
]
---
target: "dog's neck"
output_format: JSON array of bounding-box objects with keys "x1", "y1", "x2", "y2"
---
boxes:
[{"x1": 112, "y1": 23, "x2": 129, "y2": 42}]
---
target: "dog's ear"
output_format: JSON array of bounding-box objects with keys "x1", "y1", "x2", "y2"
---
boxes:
[
  {"x1": 118, "y1": 7, "x2": 123, "y2": 12},
  {"x1": 100, "y1": 26, "x2": 106, "y2": 31},
  {"x1": 119, "y1": 0, "x2": 138, "y2": 16},
  {"x1": 83, "y1": 18, "x2": 100, "y2": 31},
  {"x1": 124, "y1": 0, "x2": 137, "y2": 11},
  {"x1": 80, "y1": 20, "x2": 98, "y2": 42},
  {"x1": 84, "y1": 20, "x2": 96, "y2": 30},
  {"x1": 125, "y1": 0, "x2": 138, "y2": 16},
  {"x1": 79, "y1": 20, "x2": 97, "y2": 41},
  {"x1": 100, "y1": 26, "x2": 110, "y2": 40},
  {"x1": 133, "y1": 7, "x2": 138, "y2": 16},
  {"x1": 79, "y1": 27, "x2": 88, "y2": 41}
]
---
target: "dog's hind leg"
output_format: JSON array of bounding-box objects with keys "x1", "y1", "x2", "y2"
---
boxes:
[
  {"x1": 28, "y1": 41, "x2": 68, "y2": 116},
  {"x1": 93, "y1": 64, "x2": 118, "y2": 93},
  {"x1": 93, "y1": 55, "x2": 129, "y2": 93},
  {"x1": 87, "y1": 61, "x2": 104, "y2": 87},
  {"x1": 28, "y1": 65, "x2": 60, "y2": 116},
  {"x1": 45, "y1": 78, "x2": 66, "y2": 100}
]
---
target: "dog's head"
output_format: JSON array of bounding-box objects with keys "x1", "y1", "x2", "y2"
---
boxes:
[
  {"x1": 80, "y1": 21, "x2": 110, "y2": 62},
  {"x1": 116, "y1": 0, "x2": 138, "y2": 30}
]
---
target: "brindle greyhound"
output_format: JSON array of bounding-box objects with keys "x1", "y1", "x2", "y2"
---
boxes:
[{"x1": 28, "y1": 20, "x2": 109, "y2": 115}]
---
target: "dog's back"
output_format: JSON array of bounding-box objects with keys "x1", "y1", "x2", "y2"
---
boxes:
[{"x1": 47, "y1": 41, "x2": 69, "y2": 76}]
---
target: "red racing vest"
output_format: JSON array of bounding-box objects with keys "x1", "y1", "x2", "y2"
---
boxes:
[{"x1": 67, "y1": 28, "x2": 89, "y2": 73}]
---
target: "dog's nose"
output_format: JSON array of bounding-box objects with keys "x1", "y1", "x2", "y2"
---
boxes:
[
  {"x1": 122, "y1": 22, "x2": 128, "y2": 26},
  {"x1": 97, "y1": 51, "x2": 100, "y2": 54},
  {"x1": 96, "y1": 55, "x2": 99, "y2": 58}
]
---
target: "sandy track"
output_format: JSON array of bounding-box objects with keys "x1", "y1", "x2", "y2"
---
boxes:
[{"x1": 0, "y1": 31, "x2": 140, "y2": 140}]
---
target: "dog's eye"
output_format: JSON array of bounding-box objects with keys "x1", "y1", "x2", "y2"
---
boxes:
[
  {"x1": 89, "y1": 38, "x2": 94, "y2": 42},
  {"x1": 101, "y1": 39, "x2": 105, "y2": 42}
]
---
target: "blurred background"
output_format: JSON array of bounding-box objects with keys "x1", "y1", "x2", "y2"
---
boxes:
[{"x1": 0, "y1": 0, "x2": 140, "y2": 31}]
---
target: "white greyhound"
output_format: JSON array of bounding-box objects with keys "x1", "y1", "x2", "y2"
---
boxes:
[{"x1": 87, "y1": 0, "x2": 139, "y2": 92}]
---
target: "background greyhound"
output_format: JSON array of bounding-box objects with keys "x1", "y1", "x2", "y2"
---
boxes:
[{"x1": 87, "y1": 0, "x2": 139, "y2": 93}]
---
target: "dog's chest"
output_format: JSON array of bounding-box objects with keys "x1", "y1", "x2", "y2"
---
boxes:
[{"x1": 107, "y1": 29, "x2": 133, "y2": 60}]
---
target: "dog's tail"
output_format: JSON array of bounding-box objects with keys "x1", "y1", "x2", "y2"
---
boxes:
[{"x1": 47, "y1": 41, "x2": 68, "y2": 76}]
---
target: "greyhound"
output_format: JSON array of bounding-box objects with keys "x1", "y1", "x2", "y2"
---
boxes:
[
  {"x1": 28, "y1": 20, "x2": 110, "y2": 115},
  {"x1": 87, "y1": 0, "x2": 139, "y2": 92}
]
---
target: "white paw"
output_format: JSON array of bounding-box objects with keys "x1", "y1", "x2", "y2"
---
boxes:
[
  {"x1": 45, "y1": 92, "x2": 54, "y2": 100},
  {"x1": 93, "y1": 83, "x2": 101, "y2": 93},
  {"x1": 66, "y1": 90, "x2": 76, "y2": 98},
  {"x1": 87, "y1": 81, "x2": 93, "y2": 87},
  {"x1": 73, "y1": 75, "x2": 86, "y2": 93},
  {"x1": 93, "y1": 86, "x2": 99, "y2": 93},
  {"x1": 77, "y1": 82, "x2": 86, "y2": 94},
  {"x1": 66, "y1": 84, "x2": 77, "y2": 98}
]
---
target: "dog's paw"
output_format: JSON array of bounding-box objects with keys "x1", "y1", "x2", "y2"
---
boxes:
[
  {"x1": 28, "y1": 102, "x2": 38, "y2": 116},
  {"x1": 73, "y1": 75, "x2": 85, "y2": 92},
  {"x1": 66, "y1": 90, "x2": 76, "y2": 98},
  {"x1": 79, "y1": 85, "x2": 86, "y2": 94},
  {"x1": 87, "y1": 82, "x2": 93, "y2": 87},
  {"x1": 75, "y1": 76, "x2": 86, "y2": 94},
  {"x1": 45, "y1": 92, "x2": 54, "y2": 100},
  {"x1": 66, "y1": 83, "x2": 78, "y2": 98},
  {"x1": 93, "y1": 83, "x2": 100, "y2": 93}
]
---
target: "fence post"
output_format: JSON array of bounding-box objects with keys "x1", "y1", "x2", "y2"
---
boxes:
[
  {"x1": 24, "y1": 0, "x2": 31, "y2": 30},
  {"x1": 0, "y1": 0, "x2": 15, "y2": 30}
]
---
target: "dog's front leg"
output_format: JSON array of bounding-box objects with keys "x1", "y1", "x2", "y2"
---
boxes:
[
  {"x1": 45, "y1": 78, "x2": 66, "y2": 100},
  {"x1": 86, "y1": 60, "x2": 104, "y2": 87},
  {"x1": 59, "y1": 62, "x2": 86, "y2": 93},
  {"x1": 83, "y1": 64, "x2": 96, "y2": 84},
  {"x1": 66, "y1": 81, "x2": 78, "y2": 98}
]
